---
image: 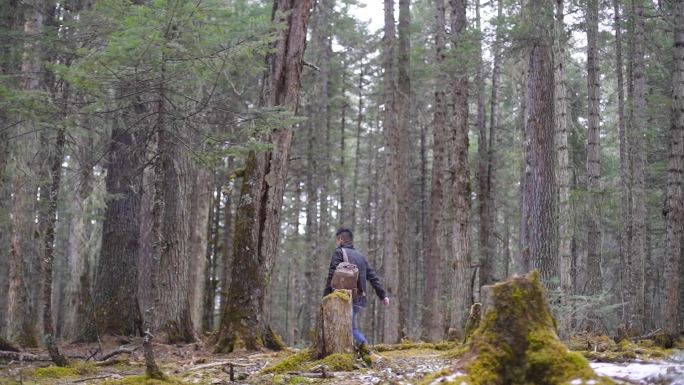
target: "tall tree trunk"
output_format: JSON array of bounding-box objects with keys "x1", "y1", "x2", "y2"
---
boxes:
[
  {"x1": 627, "y1": 0, "x2": 646, "y2": 334},
  {"x1": 7, "y1": 1, "x2": 46, "y2": 347},
  {"x1": 151, "y1": 56, "x2": 194, "y2": 341},
  {"x1": 339, "y1": 63, "x2": 348, "y2": 225},
  {"x1": 203, "y1": 181, "x2": 221, "y2": 332},
  {"x1": 585, "y1": 0, "x2": 602, "y2": 297},
  {"x1": 351, "y1": 67, "x2": 364, "y2": 232},
  {"x1": 381, "y1": 0, "x2": 400, "y2": 343},
  {"x1": 215, "y1": 0, "x2": 311, "y2": 352},
  {"x1": 301, "y1": 105, "x2": 317, "y2": 342},
  {"x1": 189, "y1": 167, "x2": 212, "y2": 334},
  {"x1": 422, "y1": 0, "x2": 447, "y2": 342},
  {"x1": 475, "y1": 0, "x2": 490, "y2": 289},
  {"x1": 396, "y1": 0, "x2": 411, "y2": 340},
  {"x1": 488, "y1": 0, "x2": 503, "y2": 279},
  {"x1": 448, "y1": 0, "x2": 471, "y2": 336},
  {"x1": 554, "y1": 0, "x2": 572, "y2": 335},
  {"x1": 614, "y1": 0, "x2": 631, "y2": 325},
  {"x1": 521, "y1": 0, "x2": 556, "y2": 283},
  {"x1": 0, "y1": 0, "x2": 24, "y2": 340},
  {"x1": 219, "y1": 177, "x2": 234, "y2": 319},
  {"x1": 62, "y1": 120, "x2": 95, "y2": 341},
  {"x1": 92, "y1": 101, "x2": 144, "y2": 339},
  {"x1": 663, "y1": 0, "x2": 684, "y2": 340}
]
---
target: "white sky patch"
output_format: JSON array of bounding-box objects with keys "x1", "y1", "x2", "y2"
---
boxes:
[{"x1": 350, "y1": 0, "x2": 386, "y2": 34}]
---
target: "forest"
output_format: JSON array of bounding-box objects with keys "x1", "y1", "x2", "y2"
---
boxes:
[{"x1": 1, "y1": 0, "x2": 683, "y2": 383}]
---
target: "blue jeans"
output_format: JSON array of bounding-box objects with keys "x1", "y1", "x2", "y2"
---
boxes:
[{"x1": 352, "y1": 305, "x2": 367, "y2": 344}]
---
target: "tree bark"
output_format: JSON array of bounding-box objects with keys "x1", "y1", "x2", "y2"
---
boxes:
[
  {"x1": 663, "y1": 0, "x2": 684, "y2": 339},
  {"x1": 448, "y1": 0, "x2": 471, "y2": 335},
  {"x1": 475, "y1": 0, "x2": 491, "y2": 289},
  {"x1": 7, "y1": 0, "x2": 46, "y2": 347},
  {"x1": 521, "y1": 0, "x2": 556, "y2": 284},
  {"x1": 381, "y1": 0, "x2": 400, "y2": 344},
  {"x1": 585, "y1": 0, "x2": 602, "y2": 297},
  {"x1": 554, "y1": 0, "x2": 572, "y2": 335},
  {"x1": 350, "y1": 67, "x2": 364, "y2": 232},
  {"x1": 215, "y1": 0, "x2": 311, "y2": 352},
  {"x1": 314, "y1": 291, "x2": 353, "y2": 358},
  {"x1": 422, "y1": 0, "x2": 447, "y2": 343},
  {"x1": 396, "y1": 0, "x2": 411, "y2": 340},
  {"x1": 92, "y1": 102, "x2": 144, "y2": 339},
  {"x1": 627, "y1": 0, "x2": 646, "y2": 334},
  {"x1": 188, "y1": 167, "x2": 212, "y2": 334},
  {"x1": 614, "y1": 0, "x2": 631, "y2": 326}
]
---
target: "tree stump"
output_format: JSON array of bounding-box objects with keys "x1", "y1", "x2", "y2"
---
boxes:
[
  {"x1": 426, "y1": 271, "x2": 614, "y2": 385},
  {"x1": 314, "y1": 290, "x2": 353, "y2": 359}
]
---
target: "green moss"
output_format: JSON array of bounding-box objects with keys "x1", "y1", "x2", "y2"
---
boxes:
[
  {"x1": 570, "y1": 336, "x2": 673, "y2": 362},
  {"x1": 32, "y1": 365, "x2": 80, "y2": 379},
  {"x1": 100, "y1": 375, "x2": 186, "y2": 385},
  {"x1": 425, "y1": 271, "x2": 615, "y2": 385},
  {"x1": 286, "y1": 376, "x2": 312, "y2": 384},
  {"x1": 373, "y1": 341, "x2": 457, "y2": 352},
  {"x1": 261, "y1": 350, "x2": 357, "y2": 374},
  {"x1": 261, "y1": 350, "x2": 312, "y2": 374},
  {"x1": 318, "y1": 353, "x2": 355, "y2": 371},
  {"x1": 326, "y1": 290, "x2": 351, "y2": 302}
]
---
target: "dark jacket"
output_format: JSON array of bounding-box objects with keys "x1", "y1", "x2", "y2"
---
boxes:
[{"x1": 324, "y1": 244, "x2": 386, "y2": 307}]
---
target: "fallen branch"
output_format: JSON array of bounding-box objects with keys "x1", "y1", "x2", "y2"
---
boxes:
[
  {"x1": 185, "y1": 360, "x2": 248, "y2": 372},
  {"x1": 631, "y1": 328, "x2": 662, "y2": 342},
  {"x1": 99, "y1": 346, "x2": 138, "y2": 362},
  {"x1": 95, "y1": 357, "x2": 129, "y2": 367},
  {"x1": 0, "y1": 350, "x2": 50, "y2": 361}
]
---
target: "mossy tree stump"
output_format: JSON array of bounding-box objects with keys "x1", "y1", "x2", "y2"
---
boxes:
[
  {"x1": 314, "y1": 290, "x2": 353, "y2": 358},
  {"x1": 424, "y1": 271, "x2": 614, "y2": 385}
]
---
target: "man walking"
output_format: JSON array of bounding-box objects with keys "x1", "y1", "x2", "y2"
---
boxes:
[{"x1": 324, "y1": 227, "x2": 389, "y2": 350}]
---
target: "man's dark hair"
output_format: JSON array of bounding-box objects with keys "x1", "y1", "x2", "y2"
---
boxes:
[{"x1": 335, "y1": 227, "x2": 353, "y2": 243}]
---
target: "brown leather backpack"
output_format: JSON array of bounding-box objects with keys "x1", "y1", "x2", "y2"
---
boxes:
[{"x1": 331, "y1": 248, "x2": 363, "y2": 299}]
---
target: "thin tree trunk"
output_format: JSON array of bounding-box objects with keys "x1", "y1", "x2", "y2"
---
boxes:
[
  {"x1": 422, "y1": 0, "x2": 447, "y2": 342},
  {"x1": 448, "y1": 0, "x2": 471, "y2": 336},
  {"x1": 381, "y1": 0, "x2": 400, "y2": 344},
  {"x1": 663, "y1": 0, "x2": 684, "y2": 340},
  {"x1": 339, "y1": 63, "x2": 348, "y2": 225},
  {"x1": 585, "y1": 0, "x2": 602, "y2": 297},
  {"x1": 219, "y1": 176, "x2": 233, "y2": 319},
  {"x1": 614, "y1": 0, "x2": 632, "y2": 326},
  {"x1": 63, "y1": 120, "x2": 95, "y2": 341},
  {"x1": 475, "y1": 0, "x2": 490, "y2": 289},
  {"x1": 488, "y1": 0, "x2": 503, "y2": 279},
  {"x1": 189, "y1": 167, "x2": 212, "y2": 334},
  {"x1": 554, "y1": 0, "x2": 572, "y2": 335},
  {"x1": 627, "y1": 0, "x2": 646, "y2": 334},
  {"x1": 215, "y1": 0, "x2": 311, "y2": 352},
  {"x1": 7, "y1": 1, "x2": 46, "y2": 347},
  {"x1": 203, "y1": 181, "x2": 221, "y2": 332},
  {"x1": 396, "y1": 0, "x2": 411, "y2": 340},
  {"x1": 351, "y1": 67, "x2": 364, "y2": 232}
]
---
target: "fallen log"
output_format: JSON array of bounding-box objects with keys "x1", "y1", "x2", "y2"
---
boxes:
[
  {"x1": 0, "y1": 350, "x2": 50, "y2": 361},
  {"x1": 98, "y1": 346, "x2": 138, "y2": 362}
]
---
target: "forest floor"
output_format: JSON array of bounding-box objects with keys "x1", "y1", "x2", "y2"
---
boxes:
[{"x1": 1, "y1": 336, "x2": 684, "y2": 385}]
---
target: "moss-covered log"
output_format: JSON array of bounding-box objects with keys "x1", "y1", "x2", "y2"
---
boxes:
[
  {"x1": 422, "y1": 271, "x2": 614, "y2": 385},
  {"x1": 314, "y1": 290, "x2": 353, "y2": 358}
]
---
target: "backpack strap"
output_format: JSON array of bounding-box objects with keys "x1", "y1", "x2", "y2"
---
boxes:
[{"x1": 341, "y1": 247, "x2": 349, "y2": 263}]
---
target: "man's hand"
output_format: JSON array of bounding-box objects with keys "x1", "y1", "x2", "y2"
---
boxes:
[{"x1": 382, "y1": 297, "x2": 390, "y2": 307}]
